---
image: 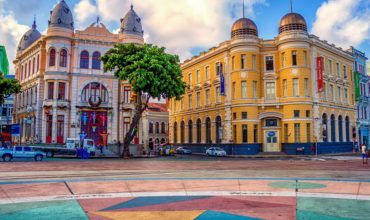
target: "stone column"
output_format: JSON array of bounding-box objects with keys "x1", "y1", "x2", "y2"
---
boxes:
[{"x1": 51, "y1": 80, "x2": 58, "y2": 143}]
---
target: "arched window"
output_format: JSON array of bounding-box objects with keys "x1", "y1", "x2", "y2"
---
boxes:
[
  {"x1": 81, "y1": 82, "x2": 108, "y2": 103},
  {"x1": 338, "y1": 115, "x2": 343, "y2": 142},
  {"x1": 161, "y1": 138, "x2": 166, "y2": 144},
  {"x1": 188, "y1": 120, "x2": 193, "y2": 144},
  {"x1": 155, "y1": 122, "x2": 159, "y2": 134},
  {"x1": 322, "y1": 114, "x2": 328, "y2": 142},
  {"x1": 161, "y1": 122, "x2": 166, "y2": 134},
  {"x1": 49, "y1": 49, "x2": 56, "y2": 66},
  {"x1": 215, "y1": 116, "x2": 222, "y2": 143},
  {"x1": 80, "y1": 50, "x2": 89, "y2": 69},
  {"x1": 32, "y1": 57, "x2": 35, "y2": 75},
  {"x1": 60, "y1": 49, "x2": 67, "y2": 67},
  {"x1": 196, "y1": 119, "x2": 201, "y2": 143},
  {"x1": 92, "y1": 51, "x2": 101, "y2": 69},
  {"x1": 345, "y1": 116, "x2": 350, "y2": 142},
  {"x1": 180, "y1": 121, "x2": 185, "y2": 144},
  {"x1": 206, "y1": 117, "x2": 211, "y2": 143},
  {"x1": 330, "y1": 114, "x2": 336, "y2": 142},
  {"x1": 173, "y1": 122, "x2": 178, "y2": 144}
]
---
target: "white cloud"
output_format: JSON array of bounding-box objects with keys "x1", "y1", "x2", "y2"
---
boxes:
[
  {"x1": 78, "y1": 0, "x2": 266, "y2": 61},
  {"x1": 311, "y1": 0, "x2": 370, "y2": 49},
  {"x1": 0, "y1": 13, "x2": 29, "y2": 74},
  {"x1": 74, "y1": 0, "x2": 98, "y2": 29}
]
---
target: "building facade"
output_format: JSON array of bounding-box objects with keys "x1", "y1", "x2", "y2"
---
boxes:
[
  {"x1": 13, "y1": 0, "x2": 145, "y2": 146},
  {"x1": 169, "y1": 11, "x2": 357, "y2": 154},
  {"x1": 349, "y1": 47, "x2": 369, "y2": 147}
]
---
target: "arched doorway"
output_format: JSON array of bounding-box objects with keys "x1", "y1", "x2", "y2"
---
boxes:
[
  {"x1": 330, "y1": 114, "x2": 336, "y2": 142},
  {"x1": 196, "y1": 119, "x2": 201, "y2": 143},
  {"x1": 215, "y1": 116, "x2": 222, "y2": 143},
  {"x1": 205, "y1": 117, "x2": 211, "y2": 143},
  {"x1": 180, "y1": 121, "x2": 185, "y2": 144},
  {"x1": 149, "y1": 138, "x2": 153, "y2": 150},
  {"x1": 338, "y1": 115, "x2": 343, "y2": 142},
  {"x1": 345, "y1": 116, "x2": 350, "y2": 142},
  {"x1": 188, "y1": 120, "x2": 193, "y2": 144},
  {"x1": 322, "y1": 114, "x2": 328, "y2": 142},
  {"x1": 173, "y1": 122, "x2": 177, "y2": 144},
  {"x1": 161, "y1": 138, "x2": 166, "y2": 144}
]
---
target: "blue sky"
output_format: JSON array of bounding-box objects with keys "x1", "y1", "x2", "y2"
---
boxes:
[{"x1": 1, "y1": 0, "x2": 369, "y2": 73}]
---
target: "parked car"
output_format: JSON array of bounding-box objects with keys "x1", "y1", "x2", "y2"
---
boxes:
[
  {"x1": 0, "y1": 146, "x2": 46, "y2": 162},
  {"x1": 205, "y1": 147, "x2": 227, "y2": 157},
  {"x1": 176, "y1": 147, "x2": 192, "y2": 154}
]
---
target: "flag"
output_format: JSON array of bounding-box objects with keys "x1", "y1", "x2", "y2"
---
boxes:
[
  {"x1": 354, "y1": 71, "x2": 360, "y2": 101},
  {"x1": 0, "y1": 45, "x2": 9, "y2": 75},
  {"x1": 316, "y1": 57, "x2": 323, "y2": 92},
  {"x1": 220, "y1": 63, "x2": 225, "y2": 96}
]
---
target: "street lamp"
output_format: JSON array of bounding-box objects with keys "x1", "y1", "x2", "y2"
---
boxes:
[{"x1": 314, "y1": 117, "x2": 320, "y2": 157}]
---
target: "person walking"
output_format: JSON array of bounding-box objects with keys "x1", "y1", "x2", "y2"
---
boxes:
[{"x1": 361, "y1": 143, "x2": 368, "y2": 165}]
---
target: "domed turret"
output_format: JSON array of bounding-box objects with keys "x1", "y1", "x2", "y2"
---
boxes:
[
  {"x1": 17, "y1": 18, "x2": 41, "y2": 52},
  {"x1": 279, "y1": 12, "x2": 307, "y2": 34},
  {"x1": 231, "y1": 18, "x2": 258, "y2": 39},
  {"x1": 48, "y1": 0, "x2": 74, "y2": 30},
  {"x1": 119, "y1": 4, "x2": 143, "y2": 37}
]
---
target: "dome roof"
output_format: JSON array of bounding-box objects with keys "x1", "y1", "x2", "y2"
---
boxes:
[
  {"x1": 119, "y1": 5, "x2": 143, "y2": 37},
  {"x1": 279, "y1": 13, "x2": 307, "y2": 34},
  {"x1": 48, "y1": 0, "x2": 74, "y2": 30},
  {"x1": 17, "y1": 20, "x2": 41, "y2": 52},
  {"x1": 231, "y1": 18, "x2": 258, "y2": 38}
]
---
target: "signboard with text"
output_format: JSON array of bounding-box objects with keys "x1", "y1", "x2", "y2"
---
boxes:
[{"x1": 317, "y1": 57, "x2": 323, "y2": 92}]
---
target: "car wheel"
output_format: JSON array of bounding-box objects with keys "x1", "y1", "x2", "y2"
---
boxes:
[
  {"x1": 46, "y1": 151, "x2": 54, "y2": 158},
  {"x1": 34, "y1": 154, "x2": 43, "y2": 161},
  {"x1": 2, "y1": 154, "x2": 12, "y2": 162}
]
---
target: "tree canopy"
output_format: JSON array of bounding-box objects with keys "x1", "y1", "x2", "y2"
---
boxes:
[
  {"x1": 102, "y1": 43, "x2": 186, "y2": 100},
  {"x1": 0, "y1": 74, "x2": 21, "y2": 104}
]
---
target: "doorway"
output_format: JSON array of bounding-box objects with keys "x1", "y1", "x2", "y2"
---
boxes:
[{"x1": 264, "y1": 130, "x2": 279, "y2": 152}]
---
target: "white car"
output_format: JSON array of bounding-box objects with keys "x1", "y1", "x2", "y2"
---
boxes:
[{"x1": 206, "y1": 147, "x2": 227, "y2": 157}]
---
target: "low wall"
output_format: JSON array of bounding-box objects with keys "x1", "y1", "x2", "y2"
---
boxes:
[
  {"x1": 282, "y1": 142, "x2": 353, "y2": 155},
  {"x1": 174, "y1": 143, "x2": 261, "y2": 155}
]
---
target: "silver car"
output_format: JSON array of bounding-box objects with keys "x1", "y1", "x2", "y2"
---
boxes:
[{"x1": 205, "y1": 147, "x2": 227, "y2": 157}]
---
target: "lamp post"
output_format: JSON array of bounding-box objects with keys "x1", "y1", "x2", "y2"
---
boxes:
[{"x1": 314, "y1": 117, "x2": 320, "y2": 157}]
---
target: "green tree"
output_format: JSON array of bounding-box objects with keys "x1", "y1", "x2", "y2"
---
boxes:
[
  {"x1": 102, "y1": 43, "x2": 186, "y2": 158},
  {"x1": 0, "y1": 73, "x2": 21, "y2": 104}
]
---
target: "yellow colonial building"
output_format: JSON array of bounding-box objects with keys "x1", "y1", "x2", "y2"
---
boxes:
[{"x1": 169, "y1": 11, "x2": 356, "y2": 154}]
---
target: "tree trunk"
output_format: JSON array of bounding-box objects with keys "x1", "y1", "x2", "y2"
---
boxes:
[{"x1": 121, "y1": 93, "x2": 149, "y2": 158}]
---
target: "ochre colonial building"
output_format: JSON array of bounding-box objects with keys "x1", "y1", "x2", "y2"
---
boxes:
[
  {"x1": 13, "y1": 1, "x2": 169, "y2": 149},
  {"x1": 169, "y1": 10, "x2": 357, "y2": 154}
]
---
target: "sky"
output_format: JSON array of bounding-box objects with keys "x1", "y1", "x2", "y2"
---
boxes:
[{"x1": 0, "y1": 0, "x2": 370, "y2": 74}]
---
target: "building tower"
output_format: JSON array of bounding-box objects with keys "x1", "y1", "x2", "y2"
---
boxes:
[{"x1": 118, "y1": 4, "x2": 144, "y2": 44}]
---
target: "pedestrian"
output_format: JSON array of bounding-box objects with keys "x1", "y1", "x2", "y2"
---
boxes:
[
  {"x1": 100, "y1": 144, "x2": 104, "y2": 154},
  {"x1": 361, "y1": 143, "x2": 368, "y2": 165}
]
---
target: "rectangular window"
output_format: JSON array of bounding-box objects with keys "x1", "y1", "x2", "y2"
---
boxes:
[
  {"x1": 232, "y1": 56, "x2": 235, "y2": 70},
  {"x1": 292, "y1": 50, "x2": 297, "y2": 66},
  {"x1": 196, "y1": 92, "x2": 200, "y2": 108},
  {"x1": 233, "y1": 112, "x2": 237, "y2": 120},
  {"x1": 241, "y1": 54, "x2": 246, "y2": 69},
  {"x1": 48, "y1": 82, "x2": 54, "y2": 99},
  {"x1": 303, "y1": 51, "x2": 307, "y2": 66},
  {"x1": 343, "y1": 66, "x2": 347, "y2": 79},
  {"x1": 323, "y1": 82, "x2": 327, "y2": 100},
  {"x1": 233, "y1": 125, "x2": 237, "y2": 143},
  {"x1": 336, "y1": 63, "x2": 340, "y2": 77},
  {"x1": 294, "y1": 110, "x2": 300, "y2": 118},
  {"x1": 241, "y1": 81, "x2": 247, "y2": 98},
  {"x1": 306, "y1": 110, "x2": 310, "y2": 118},
  {"x1": 180, "y1": 98, "x2": 184, "y2": 110},
  {"x1": 242, "y1": 125, "x2": 248, "y2": 143},
  {"x1": 344, "y1": 88, "x2": 348, "y2": 104},
  {"x1": 337, "y1": 86, "x2": 341, "y2": 103},
  {"x1": 58, "y1": 82, "x2": 66, "y2": 100},
  {"x1": 232, "y1": 82, "x2": 236, "y2": 99},
  {"x1": 283, "y1": 79, "x2": 287, "y2": 97},
  {"x1": 196, "y1": 70, "x2": 200, "y2": 84},
  {"x1": 216, "y1": 86, "x2": 221, "y2": 103},
  {"x1": 293, "y1": 78, "x2": 299, "y2": 97},
  {"x1": 265, "y1": 56, "x2": 274, "y2": 71},
  {"x1": 304, "y1": 78, "x2": 309, "y2": 97},
  {"x1": 56, "y1": 115, "x2": 64, "y2": 140},
  {"x1": 188, "y1": 73, "x2": 192, "y2": 88},
  {"x1": 306, "y1": 123, "x2": 311, "y2": 143},
  {"x1": 253, "y1": 124, "x2": 258, "y2": 143},
  {"x1": 205, "y1": 66, "x2": 210, "y2": 81},
  {"x1": 123, "y1": 86, "x2": 131, "y2": 103},
  {"x1": 282, "y1": 52, "x2": 286, "y2": 67},
  {"x1": 188, "y1": 94, "x2": 192, "y2": 109},
  {"x1": 294, "y1": 123, "x2": 300, "y2": 143},
  {"x1": 242, "y1": 112, "x2": 247, "y2": 119},
  {"x1": 252, "y1": 55, "x2": 256, "y2": 70},
  {"x1": 266, "y1": 119, "x2": 278, "y2": 127},
  {"x1": 215, "y1": 62, "x2": 220, "y2": 76},
  {"x1": 252, "y1": 80, "x2": 257, "y2": 98},
  {"x1": 330, "y1": 84, "x2": 334, "y2": 101},
  {"x1": 329, "y1": 60, "x2": 333, "y2": 75},
  {"x1": 205, "y1": 89, "x2": 210, "y2": 105},
  {"x1": 266, "y1": 82, "x2": 276, "y2": 99},
  {"x1": 284, "y1": 124, "x2": 289, "y2": 143}
]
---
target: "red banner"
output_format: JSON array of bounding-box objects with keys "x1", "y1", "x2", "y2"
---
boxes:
[{"x1": 317, "y1": 57, "x2": 323, "y2": 92}]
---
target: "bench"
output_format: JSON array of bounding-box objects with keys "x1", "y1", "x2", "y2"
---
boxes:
[{"x1": 296, "y1": 147, "x2": 305, "y2": 155}]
